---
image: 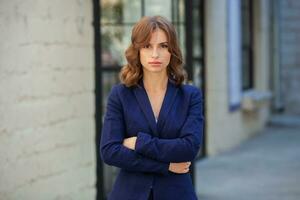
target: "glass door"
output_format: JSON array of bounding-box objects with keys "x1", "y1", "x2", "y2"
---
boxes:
[{"x1": 95, "y1": 0, "x2": 204, "y2": 198}]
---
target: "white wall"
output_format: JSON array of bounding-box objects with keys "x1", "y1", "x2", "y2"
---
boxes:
[{"x1": 0, "y1": 0, "x2": 96, "y2": 199}]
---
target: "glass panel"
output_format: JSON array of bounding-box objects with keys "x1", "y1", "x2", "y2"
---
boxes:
[
  {"x1": 123, "y1": 0, "x2": 142, "y2": 23},
  {"x1": 178, "y1": 0, "x2": 185, "y2": 23},
  {"x1": 172, "y1": 0, "x2": 178, "y2": 22},
  {"x1": 242, "y1": 49, "x2": 250, "y2": 89},
  {"x1": 177, "y1": 25, "x2": 186, "y2": 63},
  {"x1": 172, "y1": 0, "x2": 185, "y2": 23},
  {"x1": 101, "y1": 0, "x2": 123, "y2": 24},
  {"x1": 103, "y1": 165, "x2": 119, "y2": 198},
  {"x1": 101, "y1": 71, "x2": 121, "y2": 196},
  {"x1": 101, "y1": 25, "x2": 132, "y2": 67},
  {"x1": 102, "y1": 71, "x2": 121, "y2": 114},
  {"x1": 193, "y1": 60, "x2": 203, "y2": 89},
  {"x1": 101, "y1": 0, "x2": 141, "y2": 24},
  {"x1": 241, "y1": 0, "x2": 250, "y2": 46},
  {"x1": 241, "y1": 0, "x2": 252, "y2": 90},
  {"x1": 145, "y1": 0, "x2": 172, "y2": 20},
  {"x1": 192, "y1": 0, "x2": 202, "y2": 58}
]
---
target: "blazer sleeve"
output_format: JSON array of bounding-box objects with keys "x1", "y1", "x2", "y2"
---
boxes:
[
  {"x1": 135, "y1": 88, "x2": 204, "y2": 163},
  {"x1": 100, "y1": 85, "x2": 170, "y2": 175}
]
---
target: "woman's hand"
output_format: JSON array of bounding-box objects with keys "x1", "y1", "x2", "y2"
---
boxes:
[
  {"x1": 168, "y1": 162, "x2": 191, "y2": 174},
  {"x1": 123, "y1": 136, "x2": 137, "y2": 150}
]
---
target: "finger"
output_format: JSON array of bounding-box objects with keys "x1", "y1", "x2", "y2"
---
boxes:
[{"x1": 183, "y1": 168, "x2": 189, "y2": 173}]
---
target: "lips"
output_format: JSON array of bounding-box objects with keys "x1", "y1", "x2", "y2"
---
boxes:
[{"x1": 148, "y1": 61, "x2": 162, "y2": 64}]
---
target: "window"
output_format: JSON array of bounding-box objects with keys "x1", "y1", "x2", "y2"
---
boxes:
[{"x1": 241, "y1": 0, "x2": 254, "y2": 90}]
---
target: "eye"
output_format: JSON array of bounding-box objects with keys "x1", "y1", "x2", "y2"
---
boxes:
[
  {"x1": 161, "y1": 44, "x2": 169, "y2": 48},
  {"x1": 143, "y1": 44, "x2": 151, "y2": 49}
]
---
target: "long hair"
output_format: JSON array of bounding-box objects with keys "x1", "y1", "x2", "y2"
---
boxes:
[{"x1": 119, "y1": 16, "x2": 186, "y2": 87}]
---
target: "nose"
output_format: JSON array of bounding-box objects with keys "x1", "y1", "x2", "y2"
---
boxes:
[{"x1": 151, "y1": 47, "x2": 159, "y2": 58}]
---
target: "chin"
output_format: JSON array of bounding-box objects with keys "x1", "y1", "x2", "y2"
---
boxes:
[{"x1": 144, "y1": 66, "x2": 167, "y2": 73}]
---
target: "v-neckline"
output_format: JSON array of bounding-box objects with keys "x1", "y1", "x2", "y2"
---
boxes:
[
  {"x1": 141, "y1": 80, "x2": 169, "y2": 125},
  {"x1": 133, "y1": 78, "x2": 179, "y2": 136}
]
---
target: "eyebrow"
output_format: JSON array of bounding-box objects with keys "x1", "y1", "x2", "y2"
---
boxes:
[{"x1": 148, "y1": 42, "x2": 169, "y2": 45}]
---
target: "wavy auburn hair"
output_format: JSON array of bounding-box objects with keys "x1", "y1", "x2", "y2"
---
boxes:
[{"x1": 119, "y1": 16, "x2": 186, "y2": 87}]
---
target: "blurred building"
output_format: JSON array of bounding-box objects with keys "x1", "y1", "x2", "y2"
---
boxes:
[{"x1": 0, "y1": 0, "x2": 299, "y2": 200}]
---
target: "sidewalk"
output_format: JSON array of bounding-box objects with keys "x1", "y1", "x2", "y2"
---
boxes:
[{"x1": 195, "y1": 125, "x2": 300, "y2": 200}]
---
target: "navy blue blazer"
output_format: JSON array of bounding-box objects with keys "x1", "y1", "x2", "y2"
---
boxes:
[{"x1": 100, "y1": 79, "x2": 204, "y2": 200}]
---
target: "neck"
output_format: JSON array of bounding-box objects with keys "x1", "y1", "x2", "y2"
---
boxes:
[{"x1": 143, "y1": 72, "x2": 168, "y2": 92}]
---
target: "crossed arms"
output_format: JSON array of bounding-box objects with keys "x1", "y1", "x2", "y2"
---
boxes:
[{"x1": 100, "y1": 86, "x2": 203, "y2": 175}]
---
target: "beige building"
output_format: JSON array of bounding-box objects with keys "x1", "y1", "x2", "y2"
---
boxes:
[
  {"x1": 0, "y1": 0, "x2": 299, "y2": 199},
  {"x1": 205, "y1": 0, "x2": 273, "y2": 155}
]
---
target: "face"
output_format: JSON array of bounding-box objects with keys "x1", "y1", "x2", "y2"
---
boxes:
[{"x1": 139, "y1": 29, "x2": 171, "y2": 75}]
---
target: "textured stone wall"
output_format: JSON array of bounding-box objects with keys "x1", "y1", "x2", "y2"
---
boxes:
[{"x1": 0, "y1": 0, "x2": 96, "y2": 199}]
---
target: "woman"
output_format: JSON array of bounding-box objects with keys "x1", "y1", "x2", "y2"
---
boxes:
[{"x1": 100, "y1": 16, "x2": 204, "y2": 200}]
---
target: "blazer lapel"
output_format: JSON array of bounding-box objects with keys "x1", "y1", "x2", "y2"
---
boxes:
[
  {"x1": 157, "y1": 80, "x2": 179, "y2": 133},
  {"x1": 133, "y1": 82, "x2": 158, "y2": 137}
]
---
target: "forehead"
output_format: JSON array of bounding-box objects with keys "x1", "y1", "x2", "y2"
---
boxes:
[{"x1": 148, "y1": 29, "x2": 168, "y2": 44}]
